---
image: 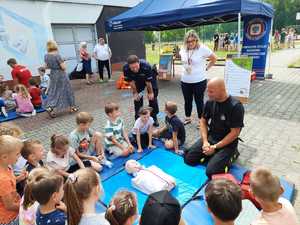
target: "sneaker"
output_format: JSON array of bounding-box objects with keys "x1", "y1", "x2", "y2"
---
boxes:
[
  {"x1": 101, "y1": 158, "x2": 113, "y2": 168},
  {"x1": 32, "y1": 110, "x2": 36, "y2": 116},
  {"x1": 1, "y1": 107, "x2": 7, "y2": 117},
  {"x1": 176, "y1": 149, "x2": 185, "y2": 155},
  {"x1": 99, "y1": 79, "x2": 104, "y2": 83},
  {"x1": 108, "y1": 79, "x2": 115, "y2": 82}
]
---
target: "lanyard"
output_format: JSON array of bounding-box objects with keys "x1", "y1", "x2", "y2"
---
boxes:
[{"x1": 187, "y1": 49, "x2": 195, "y2": 65}]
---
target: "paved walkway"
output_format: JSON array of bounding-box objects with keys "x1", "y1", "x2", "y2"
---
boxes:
[{"x1": 14, "y1": 47, "x2": 300, "y2": 216}]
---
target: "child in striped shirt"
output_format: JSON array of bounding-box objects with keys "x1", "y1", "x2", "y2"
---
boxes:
[{"x1": 104, "y1": 102, "x2": 134, "y2": 158}]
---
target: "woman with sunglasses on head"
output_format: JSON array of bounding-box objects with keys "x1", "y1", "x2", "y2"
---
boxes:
[{"x1": 179, "y1": 30, "x2": 217, "y2": 128}]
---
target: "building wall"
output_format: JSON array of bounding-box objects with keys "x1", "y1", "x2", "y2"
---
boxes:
[
  {"x1": 0, "y1": 0, "x2": 142, "y2": 80},
  {"x1": 96, "y1": 6, "x2": 145, "y2": 64}
]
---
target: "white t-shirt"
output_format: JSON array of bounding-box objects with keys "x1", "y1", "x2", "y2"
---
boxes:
[
  {"x1": 46, "y1": 147, "x2": 76, "y2": 171},
  {"x1": 79, "y1": 213, "x2": 110, "y2": 225},
  {"x1": 131, "y1": 165, "x2": 176, "y2": 195},
  {"x1": 93, "y1": 44, "x2": 111, "y2": 61},
  {"x1": 179, "y1": 45, "x2": 213, "y2": 83},
  {"x1": 132, "y1": 117, "x2": 154, "y2": 135},
  {"x1": 252, "y1": 197, "x2": 299, "y2": 225}
]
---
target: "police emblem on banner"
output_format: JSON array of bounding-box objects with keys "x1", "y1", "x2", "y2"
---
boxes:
[{"x1": 245, "y1": 18, "x2": 266, "y2": 41}]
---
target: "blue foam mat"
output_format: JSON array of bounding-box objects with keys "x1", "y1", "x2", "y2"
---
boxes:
[
  {"x1": 96, "y1": 145, "x2": 295, "y2": 223},
  {"x1": 100, "y1": 148, "x2": 208, "y2": 213},
  {"x1": 0, "y1": 107, "x2": 45, "y2": 122},
  {"x1": 100, "y1": 139, "x2": 165, "y2": 181}
]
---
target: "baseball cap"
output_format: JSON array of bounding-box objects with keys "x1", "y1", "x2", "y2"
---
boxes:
[{"x1": 140, "y1": 190, "x2": 181, "y2": 225}]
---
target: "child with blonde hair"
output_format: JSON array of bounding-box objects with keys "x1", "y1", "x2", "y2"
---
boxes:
[
  {"x1": 13, "y1": 84, "x2": 36, "y2": 116},
  {"x1": 64, "y1": 168, "x2": 109, "y2": 225},
  {"x1": 47, "y1": 134, "x2": 101, "y2": 178},
  {"x1": 104, "y1": 102, "x2": 134, "y2": 158},
  {"x1": 0, "y1": 135, "x2": 23, "y2": 225},
  {"x1": 105, "y1": 190, "x2": 138, "y2": 225},
  {"x1": 19, "y1": 167, "x2": 50, "y2": 225},
  {"x1": 250, "y1": 167, "x2": 299, "y2": 225}
]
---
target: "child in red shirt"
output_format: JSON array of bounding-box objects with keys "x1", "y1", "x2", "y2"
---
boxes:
[
  {"x1": 28, "y1": 78, "x2": 42, "y2": 108},
  {"x1": 7, "y1": 58, "x2": 32, "y2": 88}
]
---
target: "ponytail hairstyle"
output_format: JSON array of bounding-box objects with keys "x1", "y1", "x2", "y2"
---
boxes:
[
  {"x1": 15, "y1": 84, "x2": 30, "y2": 99},
  {"x1": 23, "y1": 167, "x2": 50, "y2": 210},
  {"x1": 50, "y1": 134, "x2": 69, "y2": 154},
  {"x1": 105, "y1": 191, "x2": 137, "y2": 225},
  {"x1": 64, "y1": 168, "x2": 103, "y2": 225}
]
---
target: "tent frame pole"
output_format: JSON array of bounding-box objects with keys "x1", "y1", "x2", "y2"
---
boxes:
[
  {"x1": 266, "y1": 18, "x2": 273, "y2": 78},
  {"x1": 106, "y1": 33, "x2": 112, "y2": 78},
  {"x1": 237, "y1": 13, "x2": 241, "y2": 56}
]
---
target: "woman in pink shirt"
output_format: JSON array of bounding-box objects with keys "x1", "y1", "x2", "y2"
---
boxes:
[
  {"x1": 79, "y1": 42, "x2": 94, "y2": 85},
  {"x1": 13, "y1": 84, "x2": 36, "y2": 116}
]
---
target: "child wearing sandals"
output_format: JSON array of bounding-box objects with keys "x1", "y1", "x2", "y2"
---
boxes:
[
  {"x1": 130, "y1": 107, "x2": 156, "y2": 153},
  {"x1": 104, "y1": 102, "x2": 134, "y2": 158},
  {"x1": 19, "y1": 167, "x2": 50, "y2": 225},
  {"x1": 69, "y1": 112, "x2": 112, "y2": 169},
  {"x1": 105, "y1": 190, "x2": 138, "y2": 225},
  {"x1": 64, "y1": 168, "x2": 110, "y2": 225},
  {"x1": 46, "y1": 135, "x2": 102, "y2": 178}
]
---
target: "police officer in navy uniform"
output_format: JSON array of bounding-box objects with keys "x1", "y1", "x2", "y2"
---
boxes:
[
  {"x1": 123, "y1": 55, "x2": 159, "y2": 126},
  {"x1": 184, "y1": 77, "x2": 244, "y2": 178}
]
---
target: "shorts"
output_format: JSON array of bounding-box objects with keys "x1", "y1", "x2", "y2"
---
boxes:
[
  {"x1": 160, "y1": 130, "x2": 183, "y2": 146},
  {"x1": 107, "y1": 141, "x2": 129, "y2": 157}
]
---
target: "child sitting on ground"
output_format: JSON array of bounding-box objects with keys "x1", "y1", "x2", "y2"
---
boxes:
[
  {"x1": 19, "y1": 167, "x2": 49, "y2": 225},
  {"x1": 0, "y1": 76, "x2": 16, "y2": 117},
  {"x1": 0, "y1": 122, "x2": 28, "y2": 196},
  {"x1": 105, "y1": 190, "x2": 138, "y2": 225},
  {"x1": 64, "y1": 168, "x2": 110, "y2": 225},
  {"x1": 38, "y1": 67, "x2": 49, "y2": 96},
  {"x1": 153, "y1": 101, "x2": 186, "y2": 153},
  {"x1": 31, "y1": 172, "x2": 66, "y2": 225},
  {"x1": 0, "y1": 135, "x2": 23, "y2": 225},
  {"x1": 28, "y1": 78, "x2": 42, "y2": 109},
  {"x1": 69, "y1": 112, "x2": 111, "y2": 169},
  {"x1": 47, "y1": 134, "x2": 101, "y2": 178},
  {"x1": 205, "y1": 179, "x2": 242, "y2": 225},
  {"x1": 13, "y1": 84, "x2": 36, "y2": 116},
  {"x1": 140, "y1": 190, "x2": 186, "y2": 225},
  {"x1": 250, "y1": 167, "x2": 299, "y2": 225},
  {"x1": 104, "y1": 102, "x2": 134, "y2": 158},
  {"x1": 21, "y1": 139, "x2": 44, "y2": 173},
  {"x1": 130, "y1": 107, "x2": 156, "y2": 153}
]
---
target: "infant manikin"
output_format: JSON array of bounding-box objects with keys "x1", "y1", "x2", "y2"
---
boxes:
[{"x1": 125, "y1": 159, "x2": 176, "y2": 195}]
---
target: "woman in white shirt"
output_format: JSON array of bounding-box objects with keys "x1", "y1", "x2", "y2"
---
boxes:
[
  {"x1": 93, "y1": 38, "x2": 112, "y2": 82},
  {"x1": 179, "y1": 30, "x2": 217, "y2": 126}
]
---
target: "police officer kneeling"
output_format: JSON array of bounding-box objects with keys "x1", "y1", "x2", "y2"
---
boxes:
[{"x1": 184, "y1": 77, "x2": 244, "y2": 178}]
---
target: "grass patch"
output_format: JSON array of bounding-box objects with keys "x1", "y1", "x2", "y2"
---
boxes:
[
  {"x1": 288, "y1": 58, "x2": 300, "y2": 68},
  {"x1": 146, "y1": 42, "x2": 237, "y2": 65}
]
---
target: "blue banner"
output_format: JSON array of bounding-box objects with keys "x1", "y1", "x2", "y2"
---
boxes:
[{"x1": 242, "y1": 16, "x2": 272, "y2": 79}]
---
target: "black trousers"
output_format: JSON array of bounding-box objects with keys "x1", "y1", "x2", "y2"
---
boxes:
[
  {"x1": 184, "y1": 138, "x2": 237, "y2": 178},
  {"x1": 134, "y1": 88, "x2": 159, "y2": 121},
  {"x1": 181, "y1": 80, "x2": 207, "y2": 119},
  {"x1": 67, "y1": 160, "x2": 91, "y2": 173},
  {"x1": 130, "y1": 133, "x2": 150, "y2": 149},
  {"x1": 98, "y1": 59, "x2": 111, "y2": 79}
]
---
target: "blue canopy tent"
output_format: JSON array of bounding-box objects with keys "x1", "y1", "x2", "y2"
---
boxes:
[
  {"x1": 105, "y1": 0, "x2": 274, "y2": 32},
  {"x1": 105, "y1": 0, "x2": 274, "y2": 78}
]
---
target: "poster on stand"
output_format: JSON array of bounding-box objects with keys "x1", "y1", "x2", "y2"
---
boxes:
[{"x1": 224, "y1": 55, "x2": 253, "y2": 103}]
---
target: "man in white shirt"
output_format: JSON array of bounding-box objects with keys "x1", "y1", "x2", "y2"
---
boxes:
[{"x1": 93, "y1": 38, "x2": 112, "y2": 82}]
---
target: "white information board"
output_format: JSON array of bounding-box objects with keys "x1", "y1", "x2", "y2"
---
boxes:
[{"x1": 224, "y1": 56, "x2": 253, "y2": 103}]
